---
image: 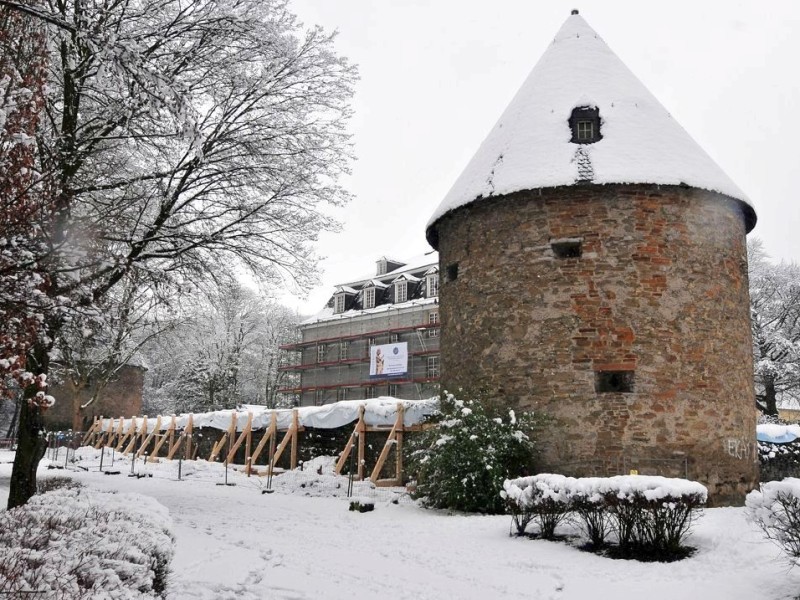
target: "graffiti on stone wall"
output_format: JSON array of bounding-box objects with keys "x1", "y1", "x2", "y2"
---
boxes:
[{"x1": 725, "y1": 438, "x2": 758, "y2": 463}]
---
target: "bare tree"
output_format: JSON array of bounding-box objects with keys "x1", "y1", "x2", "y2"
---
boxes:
[
  {"x1": 749, "y1": 239, "x2": 800, "y2": 416},
  {"x1": 2, "y1": 0, "x2": 356, "y2": 507}
]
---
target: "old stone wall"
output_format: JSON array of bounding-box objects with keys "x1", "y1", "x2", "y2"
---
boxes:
[{"x1": 435, "y1": 184, "x2": 757, "y2": 505}]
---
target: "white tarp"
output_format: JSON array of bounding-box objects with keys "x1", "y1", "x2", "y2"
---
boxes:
[{"x1": 99, "y1": 397, "x2": 438, "y2": 433}]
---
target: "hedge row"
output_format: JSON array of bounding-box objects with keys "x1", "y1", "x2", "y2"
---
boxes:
[{"x1": 502, "y1": 474, "x2": 707, "y2": 560}]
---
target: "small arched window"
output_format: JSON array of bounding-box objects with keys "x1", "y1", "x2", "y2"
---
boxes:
[{"x1": 569, "y1": 106, "x2": 602, "y2": 144}]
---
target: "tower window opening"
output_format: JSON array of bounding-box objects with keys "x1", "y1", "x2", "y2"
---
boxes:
[
  {"x1": 569, "y1": 106, "x2": 602, "y2": 144},
  {"x1": 446, "y1": 263, "x2": 459, "y2": 282},
  {"x1": 551, "y1": 239, "x2": 583, "y2": 259},
  {"x1": 595, "y1": 370, "x2": 635, "y2": 394}
]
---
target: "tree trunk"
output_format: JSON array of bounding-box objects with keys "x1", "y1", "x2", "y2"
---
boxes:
[
  {"x1": 71, "y1": 382, "x2": 86, "y2": 432},
  {"x1": 7, "y1": 345, "x2": 49, "y2": 509},
  {"x1": 764, "y1": 376, "x2": 779, "y2": 417}
]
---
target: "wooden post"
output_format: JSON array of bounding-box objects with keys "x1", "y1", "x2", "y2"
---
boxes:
[
  {"x1": 369, "y1": 403, "x2": 404, "y2": 483},
  {"x1": 185, "y1": 414, "x2": 194, "y2": 460},
  {"x1": 271, "y1": 414, "x2": 297, "y2": 469},
  {"x1": 250, "y1": 412, "x2": 277, "y2": 470},
  {"x1": 122, "y1": 417, "x2": 142, "y2": 455},
  {"x1": 335, "y1": 406, "x2": 365, "y2": 476},
  {"x1": 136, "y1": 416, "x2": 160, "y2": 458},
  {"x1": 290, "y1": 409, "x2": 299, "y2": 470},
  {"x1": 396, "y1": 403, "x2": 405, "y2": 482},
  {"x1": 210, "y1": 412, "x2": 237, "y2": 462},
  {"x1": 149, "y1": 415, "x2": 175, "y2": 462},
  {"x1": 245, "y1": 419, "x2": 253, "y2": 477},
  {"x1": 81, "y1": 417, "x2": 100, "y2": 447},
  {"x1": 113, "y1": 416, "x2": 125, "y2": 449},
  {"x1": 357, "y1": 405, "x2": 366, "y2": 480},
  {"x1": 225, "y1": 412, "x2": 253, "y2": 465}
]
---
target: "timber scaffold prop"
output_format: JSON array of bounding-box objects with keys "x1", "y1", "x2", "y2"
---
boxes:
[{"x1": 81, "y1": 398, "x2": 437, "y2": 486}]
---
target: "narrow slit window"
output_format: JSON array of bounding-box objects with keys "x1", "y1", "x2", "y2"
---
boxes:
[
  {"x1": 446, "y1": 263, "x2": 459, "y2": 282},
  {"x1": 595, "y1": 370, "x2": 635, "y2": 394}
]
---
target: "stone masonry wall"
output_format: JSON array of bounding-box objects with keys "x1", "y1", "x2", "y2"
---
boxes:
[{"x1": 434, "y1": 184, "x2": 757, "y2": 505}]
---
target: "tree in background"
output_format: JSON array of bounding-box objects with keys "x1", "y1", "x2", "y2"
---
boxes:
[
  {"x1": 142, "y1": 282, "x2": 299, "y2": 414},
  {"x1": 1, "y1": 0, "x2": 355, "y2": 507},
  {"x1": 749, "y1": 239, "x2": 800, "y2": 416}
]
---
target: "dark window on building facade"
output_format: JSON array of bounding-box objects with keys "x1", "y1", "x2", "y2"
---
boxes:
[
  {"x1": 595, "y1": 370, "x2": 635, "y2": 394},
  {"x1": 569, "y1": 106, "x2": 602, "y2": 144}
]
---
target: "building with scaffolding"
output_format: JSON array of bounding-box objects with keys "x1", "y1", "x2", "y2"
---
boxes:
[{"x1": 279, "y1": 253, "x2": 440, "y2": 406}]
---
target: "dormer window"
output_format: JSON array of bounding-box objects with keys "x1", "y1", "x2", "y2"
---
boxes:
[
  {"x1": 376, "y1": 258, "x2": 387, "y2": 276},
  {"x1": 334, "y1": 293, "x2": 346, "y2": 314},
  {"x1": 426, "y1": 272, "x2": 439, "y2": 298},
  {"x1": 363, "y1": 287, "x2": 376, "y2": 309},
  {"x1": 395, "y1": 280, "x2": 407, "y2": 303},
  {"x1": 569, "y1": 106, "x2": 602, "y2": 144}
]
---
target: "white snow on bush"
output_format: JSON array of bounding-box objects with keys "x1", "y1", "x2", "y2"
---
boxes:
[
  {"x1": 0, "y1": 485, "x2": 174, "y2": 598},
  {"x1": 503, "y1": 473, "x2": 708, "y2": 506}
]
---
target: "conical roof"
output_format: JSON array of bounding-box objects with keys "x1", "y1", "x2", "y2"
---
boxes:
[{"x1": 426, "y1": 12, "x2": 755, "y2": 244}]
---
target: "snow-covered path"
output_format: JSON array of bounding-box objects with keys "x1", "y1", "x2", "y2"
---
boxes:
[{"x1": 3, "y1": 451, "x2": 800, "y2": 599}]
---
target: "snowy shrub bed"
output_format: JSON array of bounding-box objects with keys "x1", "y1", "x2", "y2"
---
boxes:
[
  {"x1": 503, "y1": 474, "x2": 707, "y2": 560},
  {"x1": 747, "y1": 478, "x2": 800, "y2": 565},
  {"x1": 410, "y1": 392, "x2": 542, "y2": 514},
  {"x1": 0, "y1": 485, "x2": 175, "y2": 598}
]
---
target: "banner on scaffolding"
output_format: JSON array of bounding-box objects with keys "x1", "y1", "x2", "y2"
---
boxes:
[{"x1": 369, "y1": 342, "x2": 408, "y2": 378}]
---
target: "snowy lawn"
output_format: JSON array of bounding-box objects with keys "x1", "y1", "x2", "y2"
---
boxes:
[{"x1": 1, "y1": 449, "x2": 799, "y2": 600}]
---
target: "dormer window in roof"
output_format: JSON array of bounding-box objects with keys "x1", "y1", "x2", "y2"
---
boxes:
[
  {"x1": 363, "y1": 286, "x2": 376, "y2": 309},
  {"x1": 569, "y1": 106, "x2": 602, "y2": 144},
  {"x1": 395, "y1": 280, "x2": 407, "y2": 304},
  {"x1": 334, "y1": 293, "x2": 346, "y2": 314},
  {"x1": 425, "y1": 268, "x2": 439, "y2": 298}
]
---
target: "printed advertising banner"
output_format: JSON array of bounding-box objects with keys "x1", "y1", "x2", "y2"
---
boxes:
[{"x1": 369, "y1": 343, "x2": 408, "y2": 378}]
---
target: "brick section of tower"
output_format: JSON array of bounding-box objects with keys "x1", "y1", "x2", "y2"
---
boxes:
[{"x1": 434, "y1": 183, "x2": 757, "y2": 505}]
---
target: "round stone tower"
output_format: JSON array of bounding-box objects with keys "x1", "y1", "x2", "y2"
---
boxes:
[{"x1": 426, "y1": 12, "x2": 758, "y2": 504}]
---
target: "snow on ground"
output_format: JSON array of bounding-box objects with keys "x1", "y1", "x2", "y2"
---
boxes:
[{"x1": 1, "y1": 449, "x2": 799, "y2": 600}]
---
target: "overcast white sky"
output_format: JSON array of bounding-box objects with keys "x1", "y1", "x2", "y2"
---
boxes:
[{"x1": 282, "y1": 0, "x2": 800, "y2": 315}]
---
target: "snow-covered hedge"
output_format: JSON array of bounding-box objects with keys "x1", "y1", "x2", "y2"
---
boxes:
[
  {"x1": 0, "y1": 485, "x2": 175, "y2": 598},
  {"x1": 503, "y1": 474, "x2": 707, "y2": 559},
  {"x1": 747, "y1": 478, "x2": 800, "y2": 565}
]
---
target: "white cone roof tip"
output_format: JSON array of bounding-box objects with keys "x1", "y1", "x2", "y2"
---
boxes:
[{"x1": 427, "y1": 13, "x2": 755, "y2": 234}]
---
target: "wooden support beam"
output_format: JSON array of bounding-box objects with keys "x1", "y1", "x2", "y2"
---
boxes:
[
  {"x1": 357, "y1": 405, "x2": 366, "y2": 480},
  {"x1": 122, "y1": 417, "x2": 142, "y2": 455},
  {"x1": 185, "y1": 414, "x2": 194, "y2": 460},
  {"x1": 370, "y1": 403, "x2": 404, "y2": 482},
  {"x1": 95, "y1": 416, "x2": 114, "y2": 449},
  {"x1": 136, "y1": 416, "x2": 160, "y2": 458},
  {"x1": 335, "y1": 405, "x2": 365, "y2": 476},
  {"x1": 81, "y1": 417, "x2": 100, "y2": 446},
  {"x1": 290, "y1": 409, "x2": 299, "y2": 470},
  {"x1": 396, "y1": 403, "x2": 405, "y2": 482},
  {"x1": 149, "y1": 415, "x2": 175, "y2": 462},
  {"x1": 271, "y1": 415, "x2": 297, "y2": 469},
  {"x1": 245, "y1": 420, "x2": 253, "y2": 477},
  {"x1": 225, "y1": 412, "x2": 253, "y2": 465},
  {"x1": 210, "y1": 412, "x2": 237, "y2": 462},
  {"x1": 249, "y1": 413, "x2": 277, "y2": 469}
]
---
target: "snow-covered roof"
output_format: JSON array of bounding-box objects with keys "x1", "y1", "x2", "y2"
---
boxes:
[
  {"x1": 392, "y1": 273, "x2": 421, "y2": 283},
  {"x1": 427, "y1": 12, "x2": 756, "y2": 242},
  {"x1": 334, "y1": 286, "x2": 358, "y2": 295},
  {"x1": 363, "y1": 279, "x2": 389, "y2": 289}
]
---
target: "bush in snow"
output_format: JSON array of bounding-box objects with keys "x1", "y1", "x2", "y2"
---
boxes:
[
  {"x1": 0, "y1": 486, "x2": 175, "y2": 598},
  {"x1": 503, "y1": 474, "x2": 706, "y2": 560},
  {"x1": 409, "y1": 391, "x2": 542, "y2": 514},
  {"x1": 747, "y1": 479, "x2": 800, "y2": 565},
  {"x1": 503, "y1": 473, "x2": 572, "y2": 539}
]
